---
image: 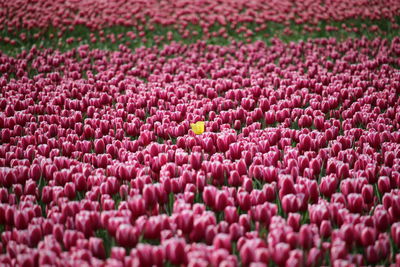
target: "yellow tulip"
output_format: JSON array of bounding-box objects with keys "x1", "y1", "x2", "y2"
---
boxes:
[{"x1": 190, "y1": 121, "x2": 205, "y2": 135}]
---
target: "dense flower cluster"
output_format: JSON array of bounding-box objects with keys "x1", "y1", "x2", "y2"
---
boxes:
[
  {"x1": 1, "y1": 0, "x2": 400, "y2": 46},
  {"x1": 0, "y1": 36, "x2": 400, "y2": 266}
]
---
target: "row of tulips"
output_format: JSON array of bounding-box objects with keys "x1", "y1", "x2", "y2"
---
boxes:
[
  {"x1": 0, "y1": 37, "x2": 400, "y2": 266},
  {"x1": 1, "y1": 0, "x2": 400, "y2": 49}
]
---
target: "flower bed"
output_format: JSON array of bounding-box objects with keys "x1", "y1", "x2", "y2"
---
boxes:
[
  {"x1": 1, "y1": 0, "x2": 400, "y2": 54},
  {"x1": 0, "y1": 36, "x2": 400, "y2": 266}
]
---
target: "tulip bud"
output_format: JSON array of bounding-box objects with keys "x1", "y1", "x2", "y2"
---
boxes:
[
  {"x1": 64, "y1": 182, "x2": 76, "y2": 199},
  {"x1": 273, "y1": 242, "x2": 290, "y2": 266},
  {"x1": 320, "y1": 176, "x2": 338, "y2": 198},
  {"x1": 282, "y1": 194, "x2": 300, "y2": 214},
  {"x1": 189, "y1": 152, "x2": 202, "y2": 170},
  {"x1": 210, "y1": 249, "x2": 230, "y2": 267},
  {"x1": 320, "y1": 220, "x2": 332, "y2": 238},
  {"x1": 361, "y1": 184, "x2": 374, "y2": 204},
  {"x1": 330, "y1": 242, "x2": 347, "y2": 262},
  {"x1": 305, "y1": 247, "x2": 321, "y2": 267},
  {"x1": 263, "y1": 183, "x2": 276, "y2": 202},
  {"x1": 340, "y1": 224, "x2": 354, "y2": 245},
  {"x1": 0, "y1": 188, "x2": 8, "y2": 203},
  {"x1": 228, "y1": 170, "x2": 241, "y2": 187},
  {"x1": 299, "y1": 134, "x2": 312, "y2": 151},
  {"x1": 299, "y1": 225, "x2": 313, "y2": 249},
  {"x1": 165, "y1": 238, "x2": 187, "y2": 265},
  {"x1": 128, "y1": 196, "x2": 146, "y2": 218},
  {"x1": 52, "y1": 224, "x2": 64, "y2": 243},
  {"x1": 365, "y1": 245, "x2": 379, "y2": 264},
  {"x1": 116, "y1": 224, "x2": 139, "y2": 247},
  {"x1": 347, "y1": 193, "x2": 364, "y2": 213},
  {"x1": 74, "y1": 173, "x2": 87, "y2": 192},
  {"x1": 279, "y1": 176, "x2": 296, "y2": 199},
  {"x1": 213, "y1": 233, "x2": 231, "y2": 252},
  {"x1": 287, "y1": 213, "x2": 301, "y2": 232},
  {"x1": 29, "y1": 164, "x2": 41, "y2": 181},
  {"x1": 143, "y1": 184, "x2": 157, "y2": 209},
  {"x1": 224, "y1": 206, "x2": 238, "y2": 224},
  {"x1": 391, "y1": 223, "x2": 400, "y2": 247},
  {"x1": 360, "y1": 227, "x2": 376, "y2": 247},
  {"x1": 374, "y1": 209, "x2": 389, "y2": 232},
  {"x1": 14, "y1": 210, "x2": 29, "y2": 230},
  {"x1": 205, "y1": 225, "x2": 217, "y2": 245},
  {"x1": 240, "y1": 242, "x2": 256, "y2": 266},
  {"x1": 378, "y1": 176, "x2": 391, "y2": 194},
  {"x1": 239, "y1": 214, "x2": 251, "y2": 232},
  {"x1": 89, "y1": 237, "x2": 106, "y2": 259},
  {"x1": 111, "y1": 247, "x2": 126, "y2": 261},
  {"x1": 94, "y1": 139, "x2": 106, "y2": 154},
  {"x1": 237, "y1": 192, "x2": 251, "y2": 211}
]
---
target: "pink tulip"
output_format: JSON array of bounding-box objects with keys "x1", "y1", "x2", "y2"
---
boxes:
[
  {"x1": 299, "y1": 225, "x2": 314, "y2": 249},
  {"x1": 378, "y1": 176, "x2": 391, "y2": 194},
  {"x1": 240, "y1": 242, "x2": 256, "y2": 266},
  {"x1": 165, "y1": 238, "x2": 187, "y2": 265},
  {"x1": 361, "y1": 184, "x2": 374, "y2": 204},
  {"x1": 111, "y1": 247, "x2": 126, "y2": 261},
  {"x1": 320, "y1": 220, "x2": 332, "y2": 238},
  {"x1": 222, "y1": 207, "x2": 238, "y2": 225},
  {"x1": 205, "y1": 225, "x2": 218, "y2": 245},
  {"x1": 330, "y1": 242, "x2": 348, "y2": 262},
  {"x1": 374, "y1": 209, "x2": 390, "y2": 232},
  {"x1": 340, "y1": 224, "x2": 355, "y2": 245},
  {"x1": 115, "y1": 224, "x2": 139, "y2": 247},
  {"x1": 347, "y1": 193, "x2": 364, "y2": 213},
  {"x1": 287, "y1": 213, "x2": 301, "y2": 232},
  {"x1": 143, "y1": 184, "x2": 157, "y2": 209},
  {"x1": 273, "y1": 242, "x2": 290, "y2": 266},
  {"x1": 365, "y1": 245, "x2": 379, "y2": 264},
  {"x1": 237, "y1": 192, "x2": 251, "y2": 211},
  {"x1": 213, "y1": 233, "x2": 231, "y2": 252},
  {"x1": 360, "y1": 227, "x2": 376, "y2": 247},
  {"x1": 14, "y1": 210, "x2": 29, "y2": 230},
  {"x1": 282, "y1": 194, "x2": 300, "y2": 214},
  {"x1": 189, "y1": 152, "x2": 202, "y2": 170}
]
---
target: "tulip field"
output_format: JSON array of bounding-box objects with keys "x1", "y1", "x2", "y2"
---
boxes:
[{"x1": 1, "y1": 0, "x2": 400, "y2": 266}]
